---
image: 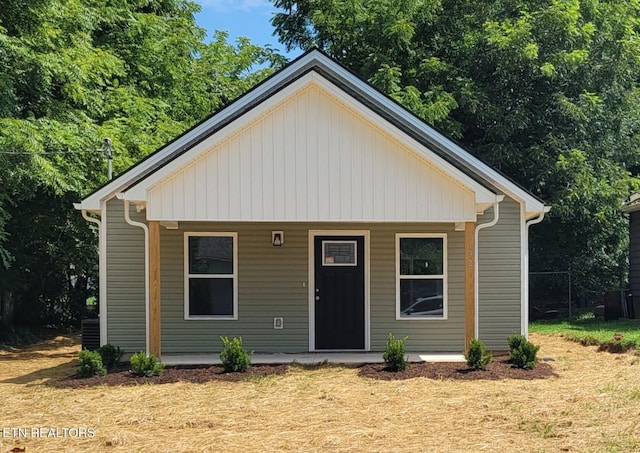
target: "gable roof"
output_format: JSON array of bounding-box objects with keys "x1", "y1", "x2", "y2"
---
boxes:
[{"x1": 77, "y1": 48, "x2": 546, "y2": 219}]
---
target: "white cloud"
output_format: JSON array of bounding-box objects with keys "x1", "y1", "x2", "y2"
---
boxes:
[{"x1": 198, "y1": 0, "x2": 271, "y2": 12}]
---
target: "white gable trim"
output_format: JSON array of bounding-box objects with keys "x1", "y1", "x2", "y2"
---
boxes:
[
  {"x1": 121, "y1": 73, "x2": 498, "y2": 220},
  {"x1": 78, "y1": 50, "x2": 545, "y2": 218},
  {"x1": 312, "y1": 56, "x2": 546, "y2": 218}
]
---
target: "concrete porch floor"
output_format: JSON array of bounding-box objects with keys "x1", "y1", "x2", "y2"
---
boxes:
[{"x1": 161, "y1": 352, "x2": 466, "y2": 366}]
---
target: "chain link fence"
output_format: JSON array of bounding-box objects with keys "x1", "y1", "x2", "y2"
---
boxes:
[{"x1": 529, "y1": 271, "x2": 572, "y2": 320}]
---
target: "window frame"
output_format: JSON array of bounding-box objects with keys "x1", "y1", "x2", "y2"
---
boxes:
[
  {"x1": 395, "y1": 233, "x2": 448, "y2": 321},
  {"x1": 184, "y1": 232, "x2": 238, "y2": 320}
]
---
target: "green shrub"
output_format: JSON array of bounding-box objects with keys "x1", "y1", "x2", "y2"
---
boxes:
[
  {"x1": 220, "y1": 336, "x2": 252, "y2": 372},
  {"x1": 78, "y1": 350, "x2": 106, "y2": 377},
  {"x1": 465, "y1": 339, "x2": 492, "y2": 371},
  {"x1": 507, "y1": 334, "x2": 540, "y2": 369},
  {"x1": 383, "y1": 333, "x2": 408, "y2": 372},
  {"x1": 130, "y1": 351, "x2": 164, "y2": 377},
  {"x1": 97, "y1": 344, "x2": 123, "y2": 369}
]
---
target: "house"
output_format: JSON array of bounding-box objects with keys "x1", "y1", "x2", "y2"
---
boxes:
[
  {"x1": 622, "y1": 193, "x2": 640, "y2": 318},
  {"x1": 75, "y1": 49, "x2": 548, "y2": 359}
]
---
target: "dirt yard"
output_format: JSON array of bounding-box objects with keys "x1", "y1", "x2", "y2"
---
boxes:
[{"x1": 1, "y1": 333, "x2": 639, "y2": 452}]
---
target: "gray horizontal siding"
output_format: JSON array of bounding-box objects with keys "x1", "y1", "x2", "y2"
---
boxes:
[
  {"x1": 369, "y1": 224, "x2": 465, "y2": 352},
  {"x1": 478, "y1": 197, "x2": 522, "y2": 349},
  {"x1": 105, "y1": 199, "x2": 146, "y2": 352},
  {"x1": 160, "y1": 222, "x2": 465, "y2": 353},
  {"x1": 161, "y1": 223, "x2": 309, "y2": 353}
]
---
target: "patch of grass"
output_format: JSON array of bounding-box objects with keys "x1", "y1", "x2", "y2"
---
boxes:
[
  {"x1": 530, "y1": 315, "x2": 640, "y2": 347},
  {"x1": 519, "y1": 420, "x2": 559, "y2": 439}
]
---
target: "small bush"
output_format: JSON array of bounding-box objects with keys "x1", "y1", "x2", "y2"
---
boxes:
[
  {"x1": 465, "y1": 339, "x2": 492, "y2": 371},
  {"x1": 97, "y1": 344, "x2": 123, "y2": 369},
  {"x1": 78, "y1": 350, "x2": 106, "y2": 377},
  {"x1": 507, "y1": 334, "x2": 540, "y2": 369},
  {"x1": 130, "y1": 351, "x2": 164, "y2": 377},
  {"x1": 383, "y1": 333, "x2": 408, "y2": 372},
  {"x1": 220, "y1": 336, "x2": 252, "y2": 372}
]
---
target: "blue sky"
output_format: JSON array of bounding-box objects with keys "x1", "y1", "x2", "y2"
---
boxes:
[{"x1": 194, "y1": 0, "x2": 303, "y2": 59}]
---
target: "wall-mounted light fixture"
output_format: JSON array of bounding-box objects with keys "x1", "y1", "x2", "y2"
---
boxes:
[{"x1": 272, "y1": 231, "x2": 284, "y2": 246}]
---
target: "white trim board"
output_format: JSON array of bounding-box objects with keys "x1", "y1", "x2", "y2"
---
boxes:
[
  {"x1": 77, "y1": 50, "x2": 546, "y2": 219},
  {"x1": 395, "y1": 233, "x2": 448, "y2": 321},
  {"x1": 183, "y1": 232, "x2": 239, "y2": 321}
]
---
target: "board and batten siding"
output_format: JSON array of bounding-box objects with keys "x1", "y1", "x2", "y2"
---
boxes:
[
  {"x1": 105, "y1": 199, "x2": 146, "y2": 351},
  {"x1": 146, "y1": 83, "x2": 476, "y2": 223},
  {"x1": 477, "y1": 197, "x2": 522, "y2": 350},
  {"x1": 160, "y1": 222, "x2": 465, "y2": 354}
]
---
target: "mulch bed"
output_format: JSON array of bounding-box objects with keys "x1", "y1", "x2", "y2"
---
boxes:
[
  {"x1": 358, "y1": 354, "x2": 558, "y2": 381},
  {"x1": 52, "y1": 354, "x2": 556, "y2": 388},
  {"x1": 52, "y1": 364, "x2": 289, "y2": 388}
]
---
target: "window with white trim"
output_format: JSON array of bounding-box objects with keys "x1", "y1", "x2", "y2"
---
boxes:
[
  {"x1": 396, "y1": 234, "x2": 447, "y2": 319},
  {"x1": 184, "y1": 233, "x2": 238, "y2": 319}
]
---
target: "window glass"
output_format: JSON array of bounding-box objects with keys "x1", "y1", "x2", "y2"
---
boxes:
[
  {"x1": 323, "y1": 241, "x2": 356, "y2": 265},
  {"x1": 397, "y1": 235, "x2": 446, "y2": 319},
  {"x1": 189, "y1": 278, "x2": 234, "y2": 316},
  {"x1": 400, "y1": 279, "x2": 443, "y2": 317},
  {"x1": 185, "y1": 234, "x2": 236, "y2": 319},
  {"x1": 399, "y1": 237, "x2": 443, "y2": 275},
  {"x1": 189, "y1": 236, "x2": 233, "y2": 274}
]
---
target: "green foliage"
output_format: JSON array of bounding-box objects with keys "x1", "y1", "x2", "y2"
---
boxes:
[
  {"x1": 507, "y1": 334, "x2": 540, "y2": 370},
  {"x1": 219, "y1": 336, "x2": 252, "y2": 373},
  {"x1": 0, "y1": 0, "x2": 284, "y2": 330},
  {"x1": 78, "y1": 349, "x2": 106, "y2": 377},
  {"x1": 272, "y1": 0, "x2": 640, "y2": 301},
  {"x1": 97, "y1": 344, "x2": 123, "y2": 369},
  {"x1": 130, "y1": 351, "x2": 164, "y2": 377},
  {"x1": 465, "y1": 339, "x2": 492, "y2": 371},
  {"x1": 383, "y1": 333, "x2": 408, "y2": 372}
]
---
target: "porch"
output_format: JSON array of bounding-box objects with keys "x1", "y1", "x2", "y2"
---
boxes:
[{"x1": 161, "y1": 351, "x2": 466, "y2": 366}]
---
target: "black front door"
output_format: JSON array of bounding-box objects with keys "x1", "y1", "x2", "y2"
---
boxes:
[{"x1": 314, "y1": 235, "x2": 365, "y2": 350}]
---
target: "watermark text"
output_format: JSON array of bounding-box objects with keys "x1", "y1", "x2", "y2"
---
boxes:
[{"x1": 1, "y1": 427, "x2": 95, "y2": 439}]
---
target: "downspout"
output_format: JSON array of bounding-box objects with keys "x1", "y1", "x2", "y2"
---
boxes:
[
  {"x1": 523, "y1": 210, "x2": 548, "y2": 337},
  {"x1": 80, "y1": 209, "x2": 105, "y2": 345},
  {"x1": 121, "y1": 198, "x2": 150, "y2": 355},
  {"x1": 474, "y1": 195, "x2": 505, "y2": 338}
]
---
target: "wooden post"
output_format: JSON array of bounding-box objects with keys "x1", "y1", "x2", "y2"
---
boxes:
[
  {"x1": 149, "y1": 221, "x2": 161, "y2": 357},
  {"x1": 464, "y1": 222, "x2": 475, "y2": 351}
]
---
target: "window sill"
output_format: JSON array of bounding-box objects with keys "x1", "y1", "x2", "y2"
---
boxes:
[
  {"x1": 184, "y1": 315, "x2": 238, "y2": 321},
  {"x1": 395, "y1": 315, "x2": 448, "y2": 321}
]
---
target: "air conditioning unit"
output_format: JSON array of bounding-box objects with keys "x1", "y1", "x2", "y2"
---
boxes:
[{"x1": 81, "y1": 318, "x2": 100, "y2": 350}]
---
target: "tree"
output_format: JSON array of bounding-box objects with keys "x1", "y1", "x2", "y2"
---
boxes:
[
  {"x1": 0, "y1": 0, "x2": 284, "y2": 331},
  {"x1": 272, "y1": 0, "x2": 640, "y2": 299}
]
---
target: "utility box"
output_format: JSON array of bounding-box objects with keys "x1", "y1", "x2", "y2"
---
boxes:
[{"x1": 81, "y1": 318, "x2": 100, "y2": 350}]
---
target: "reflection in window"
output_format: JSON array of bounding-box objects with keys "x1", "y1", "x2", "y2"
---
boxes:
[{"x1": 397, "y1": 235, "x2": 446, "y2": 319}]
